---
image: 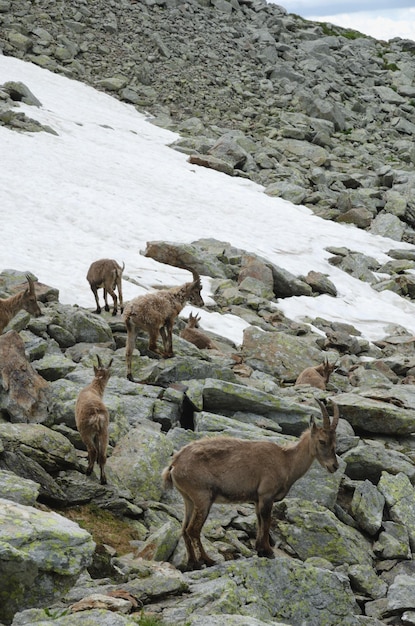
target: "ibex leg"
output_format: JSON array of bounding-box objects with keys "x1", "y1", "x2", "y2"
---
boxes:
[
  {"x1": 186, "y1": 494, "x2": 215, "y2": 569},
  {"x1": 125, "y1": 321, "x2": 138, "y2": 381},
  {"x1": 106, "y1": 287, "x2": 118, "y2": 315},
  {"x1": 91, "y1": 286, "x2": 101, "y2": 314},
  {"x1": 255, "y1": 498, "x2": 274, "y2": 558}
]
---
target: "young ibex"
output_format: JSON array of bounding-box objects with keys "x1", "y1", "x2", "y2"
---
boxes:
[
  {"x1": 124, "y1": 269, "x2": 204, "y2": 381},
  {"x1": 0, "y1": 274, "x2": 41, "y2": 333},
  {"x1": 295, "y1": 358, "x2": 336, "y2": 390},
  {"x1": 180, "y1": 312, "x2": 217, "y2": 350},
  {"x1": 75, "y1": 355, "x2": 113, "y2": 485},
  {"x1": 87, "y1": 259, "x2": 125, "y2": 316},
  {"x1": 162, "y1": 399, "x2": 339, "y2": 570}
]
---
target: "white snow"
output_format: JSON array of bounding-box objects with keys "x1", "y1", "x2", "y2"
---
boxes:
[{"x1": 2, "y1": 55, "x2": 415, "y2": 346}]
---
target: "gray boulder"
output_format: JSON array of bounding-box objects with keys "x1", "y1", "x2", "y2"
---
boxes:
[{"x1": 0, "y1": 498, "x2": 94, "y2": 624}]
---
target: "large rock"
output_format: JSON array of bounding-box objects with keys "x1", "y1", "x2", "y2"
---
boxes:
[
  {"x1": 242, "y1": 326, "x2": 323, "y2": 383},
  {"x1": 273, "y1": 498, "x2": 373, "y2": 567},
  {"x1": 378, "y1": 472, "x2": 415, "y2": 550},
  {"x1": 334, "y1": 391, "x2": 415, "y2": 435},
  {"x1": 0, "y1": 498, "x2": 95, "y2": 624},
  {"x1": 161, "y1": 557, "x2": 361, "y2": 625},
  {"x1": 190, "y1": 377, "x2": 318, "y2": 435},
  {"x1": 342, "y1": 442, "x2": 415, "y2": 483},
  {"x1": 0, "y1": 423, "x2": 79, "y2": 472},
  {"x1": 106, "y1": 424, "x2": 174, "y2": 501}
]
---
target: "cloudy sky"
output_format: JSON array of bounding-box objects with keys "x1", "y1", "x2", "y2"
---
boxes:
[{"x1": 279, "y1": 1, "x2": 415, "y2": 41}]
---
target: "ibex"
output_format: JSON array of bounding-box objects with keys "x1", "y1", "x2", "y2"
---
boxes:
[
  {"x1": 87, "y1": 259, "x2": 125, "y2": 316},
  {"x1": 295, "y1": 358, "x2": 336, "y2": 390},
  {"x1": 124, "y1": 269, "x2": 204, "y2": 381},
  {"x1": 180, "y1": 312, "x2": 217, "y2": 350},
  {"x1": 162, "y1": 399, "x2": 339, "y2": 570},
  {"x1": 0, "y1": 274, "x2": 41, "y2": 333},
  {"x1": 75, "y1": 355, "x2": 113, "y2": 485}
]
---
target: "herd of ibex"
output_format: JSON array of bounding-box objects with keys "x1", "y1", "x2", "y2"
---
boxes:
[{"x1": 1, "y1": 256, "x2": 341, "y2": 569}]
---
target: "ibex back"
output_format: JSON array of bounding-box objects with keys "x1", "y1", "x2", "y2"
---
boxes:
[
  {"x1": 180, "y1": 312, "x2": 217, "y2": 350},
  {"x1": 87, "y1": 258, "x2": 125, "y2": 316},
  {"x1": 75, "y1": 355, "x2": 113, "y2": 484},
  {"x1": 295, "y1": 358, "x2": 336, "y2": 390}
]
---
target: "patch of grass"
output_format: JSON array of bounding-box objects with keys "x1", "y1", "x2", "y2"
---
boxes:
[
  {"x1": 318, "y1": 22, "x2": 366, "y2": 40},
  {"x1": 385, "y1": 62, "x2": 399, "y2": 71},
  {"x1": 64, "y1": 504, "x2": 142, "y2": 554},
  {"x1": 137, "y1": 612, "x2": 168, "y2": 626}
]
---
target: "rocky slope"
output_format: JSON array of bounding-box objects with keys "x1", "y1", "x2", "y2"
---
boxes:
[
  {"x1": 3, "y1": 236, "x2": 415, "y2": 625},
  {"x1": 3, "y1": 1, "x2": 415, "y2": 624},
  {"x1": 1, "y1": 0, "x2": 415, "y2": 239}
]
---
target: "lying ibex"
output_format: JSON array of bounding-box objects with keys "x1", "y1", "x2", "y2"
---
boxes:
[
  {"x1": 162, "y1": 399, "x2": 339, "y2": 570},
  {"x1": 180, "y1": 312, "x2": 217, "y2": 350},
  {"x1": 295, "y1": 358, "x2": 336, "y2": 390},
  {"x1": 75, "y1": 355, "x2": 113, "y2": 485},
  {"x1": 0, "y1": 274, "x2": 41, "y2": 333},
  {"x1": 87, "y1": 259, "x2": 125, "y2": 316},
  {"x1": 124, "y1": 269, "x2": 204, "y2": 381}
]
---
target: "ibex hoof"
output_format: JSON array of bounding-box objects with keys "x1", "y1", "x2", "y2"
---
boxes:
[
  {"x1": 94, "y1": 308, "x2": 101, "y2": 315},
  {"x1": 186, "y1": 560, "x2": 209, "y2": 571},
  {"x1": 127, "y1": 374, "x2": 135, "y2": 382},
  {"x1": 104, "y1": 305, "x2": 110, "y2": 312},
  {"x1": 257, "y1": 548, "x2": 275, "y2": 559}
]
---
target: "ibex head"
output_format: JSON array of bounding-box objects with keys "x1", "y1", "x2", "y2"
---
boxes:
[
  {"x1": 188, "y1": 270, "x2": 204, "y2": 307},
  {"x1": 24, "y1": 274, "x2": 41, "y2": 318},
  {"x1": 187, "y1": 312, "x2": 201, "y2": 328},
  {"x1": 311, "y1": 399, "x2": 339, "y2": 474},
  {"x1": 315, "y1": 358, "x2": 337, "y2": 382},
  {"x1": 93, "y1": 354, "x2": 113, "y2": 382}
]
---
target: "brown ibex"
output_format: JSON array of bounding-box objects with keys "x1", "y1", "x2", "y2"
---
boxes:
[
  {"x1": 124, "y1": 269, "x2": 204, "y2": 381},
  {"x1": 295, "y1": 358, "x2": 336, "y2": 390},
  {"x1": 87, "y1": 259, "x2": 125, "y2": 316},
  {"x1": 0, "y1": 274, "x2": 41, "y2": 333},
  {"x1": 75, "y1": 355, "x2": 113, "y2": 485},
  {"x1": 162, "y1": 399, "x2": 339, "y2": 570},
  {"x1": 180, "y1": 312, "x2": 218, "y2": 350}
]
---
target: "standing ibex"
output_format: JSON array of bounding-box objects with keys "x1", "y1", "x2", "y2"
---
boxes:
[
  {"x1": 124, "y1": 269, "x2": 204, "y2": 381},
  {"x1": 180, "y1": 312, "x2": 218, "y2": 350},
  {"x1": 295, "y1": 358, "x2": 336, "y2": 390},
  {"x1": 87, "y1": 259, "x2": 125, "y2": 316},
  {"x1": 75, "y1": 355, "x2": 113, "y2": 485},
  {"x1": 162, "y1": 399, "x2": 339, "y2": 570},
  {"x1": 0, "y1": 274, "x2": 41, "y2": 333}
]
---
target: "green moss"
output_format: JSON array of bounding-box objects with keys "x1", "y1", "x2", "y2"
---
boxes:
[
  {"x1": 137, "y1": 612, "x2": 167, "y2": 626},
  {"x1": 63, "y1": 504, "x2": 143, "y2": 555},
  {"x1": 317, "y1": 22, "x2": 366, "y2": 39},
  {"x1": 385, "y1": 62, "x2": 399, "y2": 71}
]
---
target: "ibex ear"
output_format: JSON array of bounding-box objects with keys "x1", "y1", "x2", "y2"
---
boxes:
[{"x1": 309, "y1": 415, "x2": 317, "y2": 430}]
